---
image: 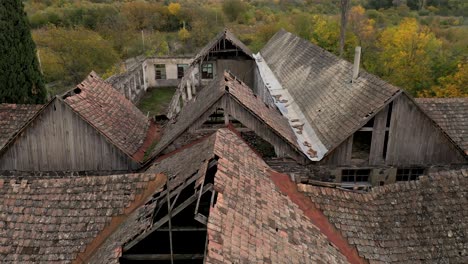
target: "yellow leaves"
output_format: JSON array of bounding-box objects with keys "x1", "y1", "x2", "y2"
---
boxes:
[
  {"x1": 419, "y1": 61, "x2": 468, "y2": 97},
  {"x1": 348, "y1": 5, "x2": 375, "y2": 45},
  {"x1": 378, "y1": 18, "x2": 442, "y2": 95},
  {"x1": 168, "y1": 3, "x2": 181, "y2": 16},
  {"x1": 178, "y1": 27, "x2": 190, "y2": 41}
]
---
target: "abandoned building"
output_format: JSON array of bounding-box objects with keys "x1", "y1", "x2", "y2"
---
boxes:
[
  {"x1": 0, "y1": 28, "x2": 466, "y2": 263},
  {"x1": 0, "y1": 72, "x2": 159, "y2": 173}
]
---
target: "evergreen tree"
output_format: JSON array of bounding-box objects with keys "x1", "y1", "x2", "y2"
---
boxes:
[{"x1": 0, "y1": 0, "x2": 47, "y2": 104}]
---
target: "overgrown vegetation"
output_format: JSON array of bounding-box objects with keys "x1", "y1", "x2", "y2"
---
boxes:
[
  {"x1": 138, "y1": 87, "x2": 176, "y2": 117},
  {"x1": 25, "y1": 0, "x2": 467, "y2": 97}
]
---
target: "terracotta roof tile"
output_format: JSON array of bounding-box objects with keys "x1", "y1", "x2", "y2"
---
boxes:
[
  {"x1": 206, "y1": 129, "x2": 349, "y2": 263},
  {"x1": 416, "y1": 98, "x2": 468, "y2": 153},
  {"x1": 298, "y1": 169, "x2": 468, "y2": 263},
  {"x1": 63, "y1": 72, "x2": 151, "y2": 158},
  {"x1": 0, "y1": 173, "x2": 165, "y2": 263},
  {"x1": 0, "y1": 104, "x2": 43, "y2": 150}
]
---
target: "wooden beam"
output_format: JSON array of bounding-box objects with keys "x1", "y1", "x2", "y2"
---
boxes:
[
  {"x1": 123, "y1": 184, "x2": 213, "y2": 251},
  {"x1": 121, "y1": 254, "x2": 204, "y2": 260},
  {"x1": 156, "y1": 227, "x2": 207, "y2": 231}
]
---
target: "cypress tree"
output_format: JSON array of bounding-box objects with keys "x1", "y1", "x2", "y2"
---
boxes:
[{"x1": 0, "y1": 0, "x2": 47, "y2": 104}]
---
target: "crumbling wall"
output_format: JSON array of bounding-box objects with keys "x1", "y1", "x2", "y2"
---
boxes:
[{"x1": 106, "y1": 59, "x2": 147, "y2": 104}]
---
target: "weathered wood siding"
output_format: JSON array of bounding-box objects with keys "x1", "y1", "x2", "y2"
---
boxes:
[
  {"x1": 0, "y1": 100, "x2": 139, "y2": 171},
  {"x1": 253, "y1": 67, "x2": 275, "y2": 107},
  {"x1": 217, "y1": 60, "x2": 254, "y2": 89},
  {"x1": 323, "y1": 94, "x2": 465, "y2": 166},
  {"x1": 224, "y1": 96, "x2": 307, "y2": 163},
  {"x1": 386, "y1": 94, "x2": 465, "y2": 165}
]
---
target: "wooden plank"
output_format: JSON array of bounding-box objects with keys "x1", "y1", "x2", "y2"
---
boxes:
[{"x1": 369, "y1": 106, "x2": 388, "y2": 165}]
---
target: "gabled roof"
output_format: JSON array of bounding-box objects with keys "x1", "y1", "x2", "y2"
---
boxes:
[
  {"x1": 298, "y1": 169, "x2": 468, "y2": 263},
  {"x1": 416, "y1": 98, "x2": 468, "y2": 154},
  {"x1": 150, "y1": 71, "x2": 301, "y2": 159},
  {"x1": 0, "y1": 104, "x2": 43, "y2": 150},
  {"x1": 0, "y1": 172, "x2": 166, "y2": 263},
  {"x1": 90, "y1": 128, "x2": 355, "y2": 263},
  {"x1": 206, "y1": 129, "x2": 358, "y2": 263},
  {"x1": 192, "y1": 28, "x2": 253, "y2": 64},
  {"x1": 63, "y1": 72, "x2": 156, "y2": 161},
  {"x1": 258, "y1": 29, "x2": 401, "y2": 160}
]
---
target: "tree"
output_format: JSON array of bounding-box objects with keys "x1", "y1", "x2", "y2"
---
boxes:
[
  {"x1": 0, "y1": 0, "x2": 47, "y2": 103},
  {"x1": 222, "y1": 0, "x2": 248, "y2": 22},
  {"x1": 33, "y1": 26, "x2": 119, "y2": 92},
  {"x1": 339, "y1": 0, "x2": 350, "y2": 57},
  {"x1": 377, "y1": 18, "x2": 441, "y2": 95},
  {"x1": 168, "y1": 2, "x2": 181, "y2": 16},
  {"x1": 419, "y1": 60, "x2": 468, "y2": 97}
]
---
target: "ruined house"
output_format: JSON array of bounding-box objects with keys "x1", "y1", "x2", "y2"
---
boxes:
[
  {"x1": 252, "y1": 30, "x2": 466, "y2": 187},
  {"x1": 0, "y1": 72, "x2": 159, "y2": 173},
  {"x1": 0, "y1": 29, "x2": 466, "y2": 263},
  {"x1": 167, "y1": 28, "x2": 255, "y2": 118}
]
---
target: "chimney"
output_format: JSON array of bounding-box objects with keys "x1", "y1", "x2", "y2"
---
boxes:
[{"x1": 352, "y1": 46, "x2": 361, "y2": 81}]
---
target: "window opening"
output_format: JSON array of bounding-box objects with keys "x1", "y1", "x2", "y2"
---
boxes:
[
  {"x1": 177, "y1": 64, "x2": 189, "y2": 79},
  {"x1": 351, "y1": 131, "x2": 372, "y2": 162},
  {"x1": 396, "y1": 168, "x2": 425, "y2": 182},
  {"x1": 341, "y1": 169, "x2": 371, "y2": 183},
  {"x1": 155, "y1": 64, "x2": 166, "y2": 80},
  {"x1": 201, "y1": 63, "x2": 213, "y2": 79}
]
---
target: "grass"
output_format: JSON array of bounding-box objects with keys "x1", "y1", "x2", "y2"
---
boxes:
[{"x1": 138, "y1": 87, "x2": 176, "y2": 117}]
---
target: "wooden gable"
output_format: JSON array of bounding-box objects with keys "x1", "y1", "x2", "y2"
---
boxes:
[
  {"x1": 322, "y1": 93, "x2": 466, "y2": 166},
  {"x1": 0, "y1": 98, "x2": 139, "y2": 172}
]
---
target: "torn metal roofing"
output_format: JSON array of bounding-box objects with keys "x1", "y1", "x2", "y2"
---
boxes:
[{"x1": 259, "y1": 29, "x2": 401, "y2": 160}]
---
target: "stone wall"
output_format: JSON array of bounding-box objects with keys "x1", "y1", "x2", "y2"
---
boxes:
[{"x1": 106, "y1": 58, "x2": 147, "y2": 104}]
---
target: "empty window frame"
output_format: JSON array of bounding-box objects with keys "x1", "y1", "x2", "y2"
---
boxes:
[
  {"x1": 177, "y1": 64, "x2": 189, "y2": 79},
  {"x1": 155, "y1": 64, "x2": 166, "y2": 80},
  {"x1": 351, "y1": 131, "x2": 372, "y2": 161},
  {"x1": 396, "y1": 168, "x2": 425, "y2": 182},
  {"x1": 201, "y1": 63, "x2": 213, "y2": 79},
  {"x1": 341, "y1": 169, "x2": 371, "y2": 183}
]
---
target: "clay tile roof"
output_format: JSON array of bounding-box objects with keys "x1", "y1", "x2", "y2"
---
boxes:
[
  {"x1": 192, "y1": 28, "x2": 253, "y2": 64},
  {"x1": 0, "y1": 104, "x2": 43, "y2": 150},
  {"x1": 298, "y1": 169, "x2": 468, "y2": 263},
  {"x1": 260, "y1": 29, "x2": 401, "y2": 157},
  {"x1": 63, "y1": 72, "x2": 151, "y2": 159},
  {"x1": 416, "y1": 98, "x2": 468, "y2": 153},
  {"x1": 0, "y1": 173, "x2": 166, "y2": 263},
  {"x1": 206, "y1": 128, "x2": 351, "y2": 263},
  {"x1": 150, "y1": 71, "x2": 301, "y2": 158}
]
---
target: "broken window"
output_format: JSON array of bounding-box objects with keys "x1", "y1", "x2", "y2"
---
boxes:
[
  {"x1": 341, "y1": 169, "x2": 370, "y2": 183},
  {"x1": 177, "y1": 64, "x2": 188, "y2": 79},
  {"x1": 201, "y1": 63, "x2": 213, "y2": 79},
  {"x1": 351, "y1": 131, "x2": 372, "y2": 162},
  {"x1": 155, "y1": 64, "x2": 166, "y2": 80},
  {"x1": 396, "y1": 168, "x2": 424, "y2": 182}
]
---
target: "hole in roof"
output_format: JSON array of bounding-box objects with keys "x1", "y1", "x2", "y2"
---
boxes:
[
  {"x1": 225, "y1": 86, "x2": 229, "y2": 92},
  {"x1": 73, "y1": 88, "x2": 82, "y2": 94},
  {"x1": 275, "y1": 228, "x2": 278, "y2": 232}
]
